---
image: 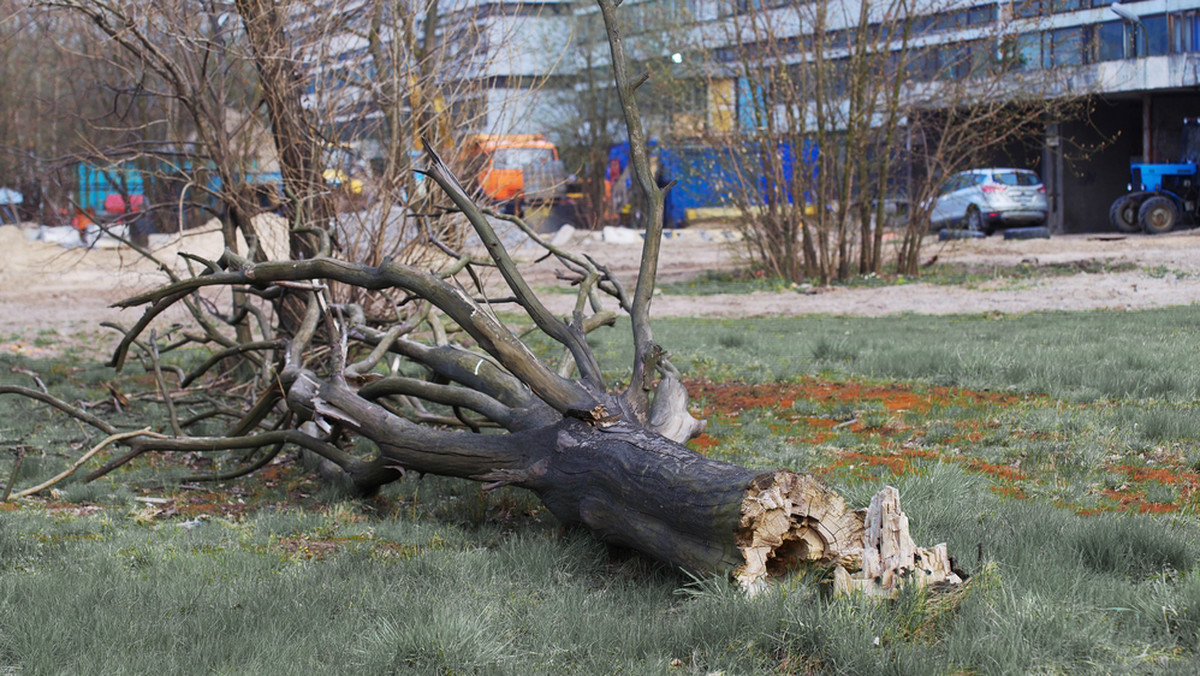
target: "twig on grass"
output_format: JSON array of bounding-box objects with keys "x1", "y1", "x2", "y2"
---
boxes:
[{"x1": 10, "y1": 427, "x2": 161, "y2": 500}]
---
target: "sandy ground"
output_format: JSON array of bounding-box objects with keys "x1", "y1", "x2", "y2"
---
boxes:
[
  {"x1": 515, "y1": 226, "x2": 1200, "y2": 318},
  {"x1": 3, "y1": 220, "x2": 1200, "y2": 357}
]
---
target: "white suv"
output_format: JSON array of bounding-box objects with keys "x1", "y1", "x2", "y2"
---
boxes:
[{"x1": 930, "y1": 168, "x2": 1048, "y2": 235}]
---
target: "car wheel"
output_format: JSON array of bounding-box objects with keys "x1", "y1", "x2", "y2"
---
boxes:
[
  {"x1": 964, "y1": 206, "x2": 984, "y2": 233},
  {"x1": 1138, "y1": 196, "x2": 1179, "y2": 235},
  {"x1": 1109, "y1": 195, "x2": 1140, "y2": 234}
]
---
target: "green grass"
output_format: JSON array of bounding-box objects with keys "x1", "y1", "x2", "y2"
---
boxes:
[
  {"x1": 4, "y1": 307, "x2": 1200, "y2": 673},
  {"x1": 656, "y1": 259, "x2": 1141, "y2": 295},
  {"x1": 622, "y1": 306, "x2": 1200, "y2": 403}
]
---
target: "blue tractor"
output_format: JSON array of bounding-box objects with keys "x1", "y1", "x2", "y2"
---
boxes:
[{"x1": 1110, "y1": 118, "x2": 1200, "y2": 235}]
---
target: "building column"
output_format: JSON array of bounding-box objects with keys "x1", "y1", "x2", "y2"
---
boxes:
[
  {"x1": 1143, "y1": 93, "x2": 1153, "y2": 162},
  {"x1": 1044, "y1": 123, "x2": 1064, "y2": 233}
]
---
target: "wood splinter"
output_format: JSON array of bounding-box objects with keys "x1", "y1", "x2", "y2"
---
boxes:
[{"x1": 735, "y1": 472, "x2": 962, "y2": 597}]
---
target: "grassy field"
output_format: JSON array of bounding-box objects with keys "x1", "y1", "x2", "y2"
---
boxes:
[{"x1": 3, "y1": 306, "x2": 1200, "y2": 674}]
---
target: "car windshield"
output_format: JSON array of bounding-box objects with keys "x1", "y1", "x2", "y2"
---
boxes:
[
  {"x1": 992, "y1": 170, "x2": 1040, "y2": 187},
  {"x1": 492, "y1": 148, "x2": 555, "y2": 170}
]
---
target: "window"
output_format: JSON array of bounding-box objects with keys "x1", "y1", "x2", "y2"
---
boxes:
[
  {"x1": 907, "y1": 46, "x2": 939, "y2": 81},
  {"x1": 1015, "y1": 0, "x2": 1045, "y2": 19},
  {"x1": 912, "y1": 5, "x2": 997, "y2": 35},
  {"x1": 714, "y1": 46, "x2": 740, "y2": 63},
  {"x1": 827, "y1": 59, "x2": 849, "y2": 97},
  {"x1": 939, "y1": 43, "x2": 972, "y2": 79},
  {"x1": 967, "y1": 5, "x2": 997, "y2": 27},
  {"x1": 737, "y1": 77, "x2": 769, "y2": 130},
  {"x1": 938, "y1": 174, "x2": 968, "y2": 195},
  {"x1": 1015, "y1": 32, "x2": 1045, "y2": 70},
  {"x1": 992, "y1": 170, "x2": 1041, "y2": 186},
  {"x1": 1139, "y1": 14, "x2": 1169, "y2": 56},
  {"x1": 1052, "y1": 0, "x2": 1089, "y2": 13},
  {"x1": 969, "y1": 39, "x2": 998, "y2": 74},
  {"x1": 1172, "y1": 12, "x2": 1200, "y2": 53},
  {"x1": 911, "y1": 15, "x2": 936, "y2": 35},
  {"x1": 1049, "y1": 26, "x2": 1085, "y2": 66},
  {"x1": 492, "y1": 148, "x2": 555, "y2": 170},
  {"x1": 1093, "y1": 21, "x2": 1129, "y2": 61}
]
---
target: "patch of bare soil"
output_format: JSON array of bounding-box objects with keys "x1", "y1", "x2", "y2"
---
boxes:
[
  {"x1": 3, "y1": 221, "x2": 1199, "y2": 358},
  {"x1": 531, "y1": 228, "x2": 1200, "y2": 318}
]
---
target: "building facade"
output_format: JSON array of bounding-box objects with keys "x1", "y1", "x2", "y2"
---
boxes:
[{"x1": 304, "y1": 0, "x2": 1200, "y2": 232}]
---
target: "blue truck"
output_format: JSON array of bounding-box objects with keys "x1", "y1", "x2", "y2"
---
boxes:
[
  {"x1": 606, "y1": 139, "x2": 817, "y2": 228},
  {"x1": 1110, "y1": 118, "x2": 1200, "y2": 235}
]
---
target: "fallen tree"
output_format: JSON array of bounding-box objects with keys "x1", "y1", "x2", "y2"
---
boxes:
[{"x1": 1, "y1": 0, "x2": 959, "y2": 596}]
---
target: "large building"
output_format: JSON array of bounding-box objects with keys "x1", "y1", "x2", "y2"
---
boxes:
[
  {"x1": 626, "y1": 0, "x2": 1200, "y2": 233},
  {"x1": 295, "y1": 1, "x2": 576, "y2": 152},
  {"x1": 307, "y1": 0, "x2": 1200, "y2": 232}
]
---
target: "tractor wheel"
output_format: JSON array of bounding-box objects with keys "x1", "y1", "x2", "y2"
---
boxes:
[
  {"x1": 1109, "y1": 195, "x2": 1140, "y2": 234},
  {"x1": 1138, "y1": 196, "x2": 1180, "y2": 235}
]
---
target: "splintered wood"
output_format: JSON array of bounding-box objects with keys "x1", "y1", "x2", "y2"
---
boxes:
[
  {"x1": 646, "y1": 374, "x2": 707, "y2": 443},
  {"x1": 735, "y1": 472, "x2": 961, "y2": 597}
]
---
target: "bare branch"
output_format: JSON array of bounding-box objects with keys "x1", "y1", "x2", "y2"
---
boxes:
[
  {"x1": 357, "y1": 376, "x2": 515, "y2": 428},
  {"x1": 0, "y1": 386, "x2": 119, "y2": 436},
  {"x1": 120, "y1": 256, "x2": 603, "y2": 418},
  {"x1": 421, "y1": 146, "x2": 607, "y2": 392},
  {"x1": 596, "y1": 0, "x2": 666, "y2": 413},
  {"x1": 11, "y1": 428, "x2": 161, "y2": 500}
]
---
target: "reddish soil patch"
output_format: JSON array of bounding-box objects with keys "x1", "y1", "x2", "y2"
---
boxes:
[
  {"x1": 686, "y1": 378, "x2": 1019, "y2": 415},
  {"x1": 682, "y1": 378, "x2": 1200, "y2": 516}
]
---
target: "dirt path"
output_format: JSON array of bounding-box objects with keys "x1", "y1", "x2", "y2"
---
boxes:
[{"x1": 3, "y1": 222, "x2": 1200, "y2": 357}]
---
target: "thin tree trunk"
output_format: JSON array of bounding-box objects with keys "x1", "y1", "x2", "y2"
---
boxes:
[{"x1": 235, "y1": 0, "x2": 332, "y2": 257}]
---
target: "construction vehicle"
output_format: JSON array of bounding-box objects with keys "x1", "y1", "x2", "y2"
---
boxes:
[
  {"x1": 460, "y1": 134, "x2": 569, "y2": 214},
  {"x1": 1110, "y1": 118, "x2": 1200, "y2": 235}
]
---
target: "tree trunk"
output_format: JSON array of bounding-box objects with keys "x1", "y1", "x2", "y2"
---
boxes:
[
  {"x1": 235, "y1": 0, "x2": 332, "y2": 255},
  {"x1": 291, "y1": 370, "x2": 958, "y2": 594}
]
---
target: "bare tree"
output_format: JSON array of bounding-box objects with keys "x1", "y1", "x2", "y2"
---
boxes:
[
  {"x1": 690, "y1": 0, "x2": 1083, "y2": 282},
  {"x1": 548, "y1": 7, "x2": 623, "y2": 230},
  {"x1": 284, "y1": 0, "x2": 571, "y2": 267},
  {"x1": 891, "y1": 85, "x2": 1089, "y2": 276},
  {"x1": 0, "y1": 0, "x2": 118, "y2": 221},
  {"x1": 33, "y1": 0, "x2": 292, "y2": 251},
  {"x1": 235, "y1": 0, "x2": 333, "y2": 254},
  {"x1": 2, "y1": 0, "x2": 960, "y2": 596},
  {"x1": 550, "y1": 1, "x2": 706, "y2": 230}
]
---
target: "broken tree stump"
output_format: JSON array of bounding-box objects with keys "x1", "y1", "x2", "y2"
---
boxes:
[{"x1": 736, "y1": 472, "x2": 961, "y2": 596}]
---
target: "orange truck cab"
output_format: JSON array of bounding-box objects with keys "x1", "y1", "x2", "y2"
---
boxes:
[{"x1": 461, "y1": 134, "x2": 566, "y2": 206}]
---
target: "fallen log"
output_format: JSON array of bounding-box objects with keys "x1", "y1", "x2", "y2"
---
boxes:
[{"x1": 300, "y1": 373, "x2": 959, "y2": 594}]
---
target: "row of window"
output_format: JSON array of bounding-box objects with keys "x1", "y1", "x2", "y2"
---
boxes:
[
  {"x1": 725, "y1": 1, "x2": 1151, "y2": 29},
  {"x1": 714, "y1": 1, "x2": 1183, "y2": 58},
  {"x1": 1014, "y1": 12, "x2": 1200, "y2": 70},
  {"x1": 716, "y1": 10, "x2": 1200, "y2": 76},
  {"x1": 873, "y1": 13, "x2": 1189, "y2": 80}
]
